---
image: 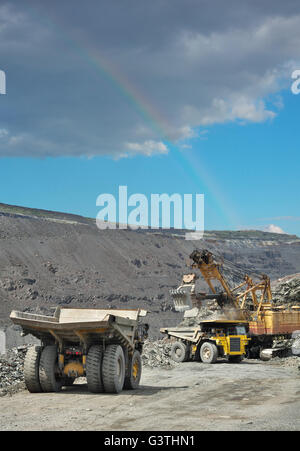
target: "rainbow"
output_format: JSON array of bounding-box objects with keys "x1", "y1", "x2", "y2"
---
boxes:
[{"x1": 82, "y1": 46, "x2": 171, "y2": 142}]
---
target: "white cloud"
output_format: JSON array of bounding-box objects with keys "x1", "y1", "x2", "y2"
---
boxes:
[
  {"x1": 263, "y1": 224, "x2": 286, "y2": 234},
  {"x1": 231, "y1": 98, "x2": 276, "y2": 122},
  {"x1": 182, "y1": 96, "x2": 276, "y2": 126},
  {"x1": 123, "y1": 140, "x2": 169, "y2": 157}
]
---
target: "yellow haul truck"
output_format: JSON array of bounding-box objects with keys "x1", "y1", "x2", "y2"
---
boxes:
[
  {"x1": 10, "y1": 307, "x2": 148, "y2": 394},
  {"x1": 161, "y1": 320, "x2": 250, "y2": 364}
]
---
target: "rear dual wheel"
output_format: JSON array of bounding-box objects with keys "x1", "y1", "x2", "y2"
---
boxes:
[
  {"x1": 102, "y1": 344, "x2": 126, "y2": 393},
  {"x1": 87, "y1": 344, "x2": 125, "y2": 394},
  {"x1": 86, "y1": 344, "x2": 142, "y2": 393},
  {"x1": 24, "y1": 345, "x2": 43, "y2": 393},
  {"x1": 24, "y1": 345, "x2": 74, "y2": 393},
  {"x1": 39, "y1": 345, "x2": 63, "y2": 392},
  {"x1": 86, "y1": 345, "x2": 104, "y2": 393},
  {"x1": 86, "y1": 344, "x2": 126, "y2": 394},
  {"x1": 171, "y1": 341, "x2": 189, "y2": 363}
]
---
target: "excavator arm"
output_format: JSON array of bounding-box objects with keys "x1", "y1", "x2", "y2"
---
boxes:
[
  {"x1": 170, "y1": 249, "x2": 273, "y2": 316},
  {"x1": 189, "y1": 249, "x2": 239, "y2": 308}
]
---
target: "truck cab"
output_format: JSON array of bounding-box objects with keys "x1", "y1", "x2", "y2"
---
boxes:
[{"x1": 195, "y1": 320, "x2": 250, "y2": 363}]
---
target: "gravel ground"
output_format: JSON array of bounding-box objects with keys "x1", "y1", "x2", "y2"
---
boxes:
[{"x1": 0, "y1": 346, "x2": 299, "y2": 431}]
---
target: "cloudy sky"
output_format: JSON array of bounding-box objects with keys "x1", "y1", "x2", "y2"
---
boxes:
[{"x1": 0, "y1": 1, "x2": 300, "y2": 234}]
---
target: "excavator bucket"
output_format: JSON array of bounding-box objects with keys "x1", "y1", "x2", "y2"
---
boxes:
[
  {"x1": 170, "y1": 274, "x2": 196, "y2": 312},
  {"x1": 170, "y1": 286, "x2": 193, "y2": 312}
]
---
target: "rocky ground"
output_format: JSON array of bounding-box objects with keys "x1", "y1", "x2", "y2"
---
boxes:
[{"x1": 0, "y1": 353, "x2": 299, "y2": 431}]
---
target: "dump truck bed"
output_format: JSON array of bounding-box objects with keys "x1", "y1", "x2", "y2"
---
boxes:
[
  {"x1": 160, "y1": 326, "x2": 200, "y2": 342},
  {"x1": 10, "y1": 307, "x2": 147, "y2": 349}
]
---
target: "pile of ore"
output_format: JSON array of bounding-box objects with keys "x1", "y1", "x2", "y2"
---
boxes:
[
  {"x1": 0, "y1": 345, "x2": 27, "y2": 396},
  {"x1": 266, "y1": 355, "x2": 300, "y2": 368},
  {"x1": 179, "y1": 301, "x2": 220, "y2": 327},
  {"x1": 272, "y1": 275, "x2": 300, "y2": 307},
  {"x1": 179, "y1": 299, "x2": 244, "y2": 327},
  {"x1": 142, "y1": 339, "x2": 178, "y2": 369}
]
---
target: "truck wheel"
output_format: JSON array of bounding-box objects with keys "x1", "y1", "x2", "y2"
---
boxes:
[
  {"x1": 102, "y1": 344, "x2": 125, "y2": 393},
  {"x1": 200, "y1": 342, "x2": 218, "y2": 364},
  {"x1": 24, "y1": 345, "x2": 43, "y2": 393},
  {"x1": 39, "y1": 345, "x2": 63, "y2": 392},
  {"x1": 171, "y1": 341, "x2": 189, "y2": 363},
  {"x1": 86, "y1": 345, "x2": 104, "y2": 393},
  {"x1": 124, "y1": 350, "x2": 142, "y2": 390}
]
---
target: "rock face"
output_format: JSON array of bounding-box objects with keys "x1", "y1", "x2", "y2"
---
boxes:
[{"x1": 0, "y1": 203, "x2": 300, "y2": 340}]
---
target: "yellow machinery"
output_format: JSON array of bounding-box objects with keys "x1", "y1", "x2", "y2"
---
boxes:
[
  {"x1": 161, "y1": 319, "x2": 250, "y2": 364},
  {"x1": 169, "y1": 249, "x2": 300, "y2": 359},
  {"x1": 189, "y1": 249, "x2": 300, "y2": 334}
]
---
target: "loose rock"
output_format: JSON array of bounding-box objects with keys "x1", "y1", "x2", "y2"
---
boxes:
[
  {"x1": 0, "y1": 345, "x2": 28, "y2": 396},
  {"x1": 142, "y1": 339, "x2": 179, "y2": 369}
]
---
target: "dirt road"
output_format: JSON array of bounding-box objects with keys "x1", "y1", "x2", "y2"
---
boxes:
[{"x1": 1, "y1": 359, "x2": 299, "y2": 431}]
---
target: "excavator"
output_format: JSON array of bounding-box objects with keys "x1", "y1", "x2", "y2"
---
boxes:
[{"x1": 161, "y1": 249, "x2": 300, "y2": 362}]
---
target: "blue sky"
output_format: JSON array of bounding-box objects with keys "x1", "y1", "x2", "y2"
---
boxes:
[{"x1": 0, "y1": 1, "x2": 299, "y2": 235}]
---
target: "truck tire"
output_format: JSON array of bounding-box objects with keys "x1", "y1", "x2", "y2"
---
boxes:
[
  {"x1": 124, "y1": 350, "x2": 142, "y2": 390},
  {"x1": 171, "y1": 341, "x2": 189, "y2": 363},
  {"x1": 24, "y1": 345, "x2": 43, "y2": 393},
  {"x1": 102, "y1": 344, "x2": 125, "y2": 393},
  {"x1": 200, "y1": 342, "x2": 218, "y2": 364},
  {"x1": 86, "y1": 345, "x2": 104, "y2": 393},
  {"x1": 39, "y1": 345, "x2": 63, "y2": 392}
]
